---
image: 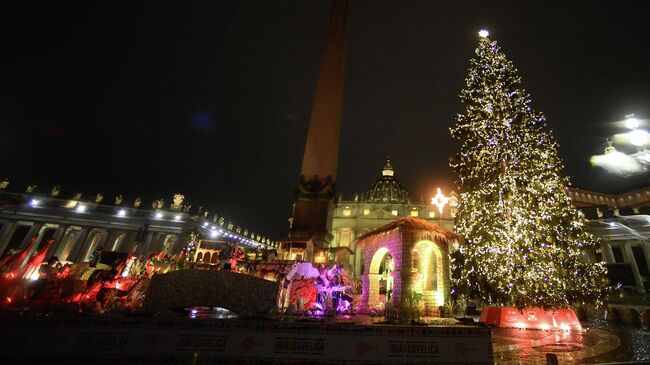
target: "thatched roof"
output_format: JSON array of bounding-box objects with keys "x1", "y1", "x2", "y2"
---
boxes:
[{"x1": 356, "y1": 216, "x2": 461, "y2": 245}]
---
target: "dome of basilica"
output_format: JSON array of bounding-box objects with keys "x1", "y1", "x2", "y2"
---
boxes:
[{"x1": 364, "y1": 158, "x2": 410, "y2": 204}]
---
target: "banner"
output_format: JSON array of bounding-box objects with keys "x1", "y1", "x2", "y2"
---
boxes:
[{"x1": 0, "y1": 316, "x2": 493, "y2": 364}]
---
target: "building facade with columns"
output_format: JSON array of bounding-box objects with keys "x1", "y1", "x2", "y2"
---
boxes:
[
  {"x1": 326, "y1": 166, "x2": 650, "y2": 295},
  {"x1": 568, "y1": 185, "x2": 650, "y2": 295},
  {"x1": 324, "y1": 159, "x2": 457, "y2": 276},
  {"x1": 0, "y1": 188, "x2": 276, "y2": 266}
]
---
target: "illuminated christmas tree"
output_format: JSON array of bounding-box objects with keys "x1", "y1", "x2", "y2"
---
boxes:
[
  {"x1": 182, "y1": 230, "x2": 199, "y2": 262},
  {"x1": 450, "y1": 30, "x2": 609, "y2": 310}
]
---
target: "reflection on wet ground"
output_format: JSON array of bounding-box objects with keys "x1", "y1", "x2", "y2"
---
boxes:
[
  {"x1": 188, "y1": 306, "x2": 238, "y2": 319},
  {"x1": 185, "y1": 310, "x2": 650, "y2": 364},
  {"x1": 493, "y1": 319, "x2": 650, "y2": 364}
]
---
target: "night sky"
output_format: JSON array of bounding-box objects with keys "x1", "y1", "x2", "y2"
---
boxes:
[{"x1": 1, "y1": 1, "x2": 649, "y2": 238}]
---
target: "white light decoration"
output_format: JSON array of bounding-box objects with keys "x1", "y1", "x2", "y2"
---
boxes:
[
  {"x1": 174, "y1": 214, "x2": 182, "y2": 221},
  {"x1": 155, "y1": 212, "x2": 163, "y2": 219},
  {"x1": 590, "y1": 144, "x2": 643, "y2": 176},
  {"x1": 478, "y1": 29, "x2": 489, "y2": 38},
  {"x1": 30, "y1": 199, "x2": 40, "y2": 207},
  {"x1": 598, "y1": 115, "x2": 650, "y2": 176},
  {"x1": 76, "y1": 204, "x2": 87, "y2": 213},
  {"x1": 202, "y1": 222, "x2": 208, "y2": 227},
  {"x1": 117, "y1": 209, "x2": 126, "y2": 217},
  {"x1": 625, "y1": 115, "x2": 640, "y2": 129},
  {"x1": 431, "y1": 188, "x2": 450, "y2": 214},
  {"x1": 613, "y1": 129, "x2": 650, "y2": 147},
  {"x1": 450, "y1": 33, "x2": 610, "y2": 310},
  {"x1": 629, "y1": 129, "x2": 650, "y2": 146},
  {"x1": 210, "y1": 230, "x2": 218, "y2": 238}
]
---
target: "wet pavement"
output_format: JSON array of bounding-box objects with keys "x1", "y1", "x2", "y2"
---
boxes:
[
  {"x1": 492, "y1": 319, "x2": 650, "y2": 364},
  {"x1": 187, "y1": 309, "x2": 650, "y2": 364},
  {"x1": 3, "y1": 308, "x2": 648, "y2": 363}
]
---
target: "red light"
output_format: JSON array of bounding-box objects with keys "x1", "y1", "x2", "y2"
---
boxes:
[
  {"x1": 480, "y1": 306, "x2": 583, "y2": 331},
  {"x1": 6, "y1": 297, "x2": 12, "y2": 303}
]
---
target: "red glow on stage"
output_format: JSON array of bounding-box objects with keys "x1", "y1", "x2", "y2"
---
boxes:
[{"x1": 480, "y1": 306, "x2": 582, "y2": 331}]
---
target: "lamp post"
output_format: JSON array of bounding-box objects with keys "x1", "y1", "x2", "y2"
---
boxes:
[
  {"x1": 590, "y1": 114, "x2": 650, "y2": 176},
  {"x1": 624, "y1": 114, "x2": 640, "y2": 130}
]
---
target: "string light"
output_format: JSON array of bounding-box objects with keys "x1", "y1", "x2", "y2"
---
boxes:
[{"x1": 449, "y1": 34, "x2": 610, "y2": 310}]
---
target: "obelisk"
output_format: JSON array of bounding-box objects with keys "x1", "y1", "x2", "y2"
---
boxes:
[{"x1": 287, "y1": 0, "x2": 349, "y2": 261}]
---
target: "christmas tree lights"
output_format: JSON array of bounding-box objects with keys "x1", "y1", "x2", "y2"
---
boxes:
[
  {"x1": 182, "y1": 230, "x2": 199, "y2": 262},
  {"x1": 449, "y1": 32, "x2": 609, "y2": 310}
]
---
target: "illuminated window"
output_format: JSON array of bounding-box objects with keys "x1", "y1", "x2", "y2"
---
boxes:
[
  {"x1": 363, "y1": 209, "x2": 370, "y2": 215},
  {"x1": 428, "y1": 211, "x2": 435, "y2": 218},
  {"x1": 343, "y1": 208, "x2": 351, "y2": 216},
  {"x1": 391, "y1": 210, "x2": 398, "y2": 216},
  {"x1": 410, "y1": 210, "x2": 419, "y2": 217}
]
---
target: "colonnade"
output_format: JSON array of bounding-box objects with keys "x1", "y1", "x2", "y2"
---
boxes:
[
  {"x1": 0, "y1": 220, "x2": 181, "y2": 264},
  {"x1": 600, "y1": 239, "x2": 650, "y2": 293}
]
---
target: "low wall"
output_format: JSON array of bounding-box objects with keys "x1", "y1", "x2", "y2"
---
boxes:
[
  {"x1": 0, "y1": 315, "x2": 494, "y2": 364},
  {"x1": 141, "y1": 269, "x2": 280, "y2": 317}
]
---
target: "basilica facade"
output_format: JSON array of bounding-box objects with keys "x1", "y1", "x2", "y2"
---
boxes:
[
  {"x1": 324, "y1": 158, "x2": 650, "y2": 297},
  {"x1": 326, "y1": 158, "x2": 457, "y2": 276}
]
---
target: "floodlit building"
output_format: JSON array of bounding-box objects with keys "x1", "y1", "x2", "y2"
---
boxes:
[
  {"x1": 325, "y1": 167, "x2": 650, "y2": 295},
  {"x1": 324, "y1": 158, "x2": 456, "y2": 276}
]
